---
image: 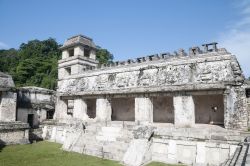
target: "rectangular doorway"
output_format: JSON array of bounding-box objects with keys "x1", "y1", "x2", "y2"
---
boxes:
[
  {"x1": 193, "y1": 94, "x2": 224, "y2": 126},
  {"x1": 86, "y1": 99, "x2": 96, "y2": 119},
  {"x1": 28, "y1": 114, "x2": 34, "y2": 128},
  {"x1": 111, "y1": 98, "x2": 135, "y2": 121},
  {"x1": 153, "y1": 96, "x2": 174, "y2": 123}
]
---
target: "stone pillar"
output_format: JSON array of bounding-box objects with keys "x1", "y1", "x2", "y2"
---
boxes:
[
  {"x1": 54, "y1": 97, "x2": 68, "y2": 122},
  {"x1": 96, "y1": 98, "x2": 111, "y2": 122},
  {"x1": 73, "y1": 98, "x2": 88, "y2": 121},
  {"x1": 0, "y1": 91, "x2": 17, "y2": 122},
  {"x1": 135, "y1": 97, "x2": 153, "y2": 124},
  {"x1": 224, "y1": 86, "x2": 248, "y2": 130},
  {"x1": 173, "y1": 95, "x2": 195, "y2": 127}
]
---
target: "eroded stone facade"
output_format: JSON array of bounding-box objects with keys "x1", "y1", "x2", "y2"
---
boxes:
[
  {"x1": 45, "y1": 35, "x2": 250, "y2": 166},
  {"x1": 17, "y1": 87, "x2": 55, "y2": 128},
  {"x1": 0, "y1": 72, "x2": 29, "y2": 145}
]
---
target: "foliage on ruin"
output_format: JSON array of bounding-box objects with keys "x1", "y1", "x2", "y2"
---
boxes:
[
  {"x1": 0, "y1": 38, "x2": 113, "y2": 90},
  {"x1": 96, "y1": 46, "x2": 114, "y2": 64}
]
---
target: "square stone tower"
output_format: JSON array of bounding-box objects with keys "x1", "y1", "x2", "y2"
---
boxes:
[{"x1": 58, "y1": 35, "x2": 99, "y2": 79}]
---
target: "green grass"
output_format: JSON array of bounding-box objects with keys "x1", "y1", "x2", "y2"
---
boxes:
[
  {"x1": 0, "y1": 141, "x2": 182, "y2": 166},
  {"x1": 0, "y1": 141, "x2": 120, "y2": 166},
  {"x1": 146, "y1": 162, "x2": 183, "y2": 166}
]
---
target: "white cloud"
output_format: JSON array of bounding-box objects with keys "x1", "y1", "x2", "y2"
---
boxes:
[
  {"x1": 219, "y1": 0, "x2": 250, "y2": 78},
  {"x1": 0, "y1": 41, "x2": 9, "y2": 49}
]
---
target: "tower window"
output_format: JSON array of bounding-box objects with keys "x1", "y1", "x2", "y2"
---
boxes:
[
  {"x1": 68, "y1": 49, "x2": 74, "y2": 57},
  {"x1": 84, "y1": 48, "x2": 90, "y2": 58},
  {"x1": 65, "y1": 67, "x2": 71, "y2": 75},
  {"x1": 246, "y1": 89, "x2": 250, "y2": 98},
  {"x1": 67, "y1": 100, "x2": 74, "y2": 115}
]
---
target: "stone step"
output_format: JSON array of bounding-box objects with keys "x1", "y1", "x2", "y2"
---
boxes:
[
  {"x1": 101, "y1": 126, "x2": 122, "y2": 133},
  {"x1": 235, "y1": 144, "x2": 248, "y2": 166}
]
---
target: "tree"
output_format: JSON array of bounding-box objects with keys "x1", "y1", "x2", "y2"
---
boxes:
[
  {"x1": 0, "y1": 49, "x2": 19, "y2": 73},
  {"x1": 0, "y1": 38, "x2": 114, "y2": 90},
  {"x1": 96, "y1": 47, "x2": 113, "y2": 64}
]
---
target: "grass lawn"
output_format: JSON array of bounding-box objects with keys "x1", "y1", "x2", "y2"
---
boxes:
[
  {"x1": 0, "y1": 141, "x2": 179, "y2": 166},
  {"x1": 147, "y1": 162, "x2": 182, "y2": 166}
]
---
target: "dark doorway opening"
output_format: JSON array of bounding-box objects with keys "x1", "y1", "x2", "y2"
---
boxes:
[
  {"x1": 193, "y1": 94, "x2": 224, "y2": 126},
  {"x1": 153, "y1": 96, "x2": 174, "y2": 123},
  {"x1": 46, "y1": 110, "x2": 54, "y2": 119},
  {"x1": 86, "y1": 99, "x2": 96, "y2": 119},
  {"x1": 28, "y1": 114, "x2": 34, "y2": 128},
  {"x1": 111, "y1": 98, "x2": 135, "y2": 121}
]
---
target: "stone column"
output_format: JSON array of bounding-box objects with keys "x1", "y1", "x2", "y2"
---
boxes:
[
  {"x1": 96, "y1": 98, "x2": 111, "y2": 122},
  {"x1": 0, "y1": 91, "x2": 17, "y2": 122},
  {"x1": 224, "y1": 86, "x2": 248, "y2": 130},
  {"x1": 135, "y1": 97, "x2": 153, "y2": 124},
  {"x1": 173, "y1": 95, "x2": 195, "y2": 127},
  {"x1": 54, "y1": 97, "x2": 68, "y2": 122},
  {"x1": 73, "y1": 98, "x2": 88, "y2": 121}
]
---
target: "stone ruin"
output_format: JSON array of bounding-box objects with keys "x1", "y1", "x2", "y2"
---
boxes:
[
  {"x1": 17, "y1": 87, "x2": 55, "y2": 128},
  {"x1": 40, "y1": 35, "x2": 250, "y2": 165},
  {"x1": 0, "y1": 72, "x2": 29, "y2": 145},
  {"x1": 0, "y1": 34, "x2": 250, "y2": 165},
  {"x1": 0, "y1": 72, "x2": 55, "y2": 144}
]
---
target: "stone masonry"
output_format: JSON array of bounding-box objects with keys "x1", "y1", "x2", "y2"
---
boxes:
[
  {"x1": 0, "y1": 72, "x2": 29, "y2": 145},
  {"x1": 43, "y1": 35, "x2": 250, "y2": 166}
]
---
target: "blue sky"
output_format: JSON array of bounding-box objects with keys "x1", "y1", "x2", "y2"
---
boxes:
[{"x1": 0, "y1": 0, "x2": 249, "y2": 77}]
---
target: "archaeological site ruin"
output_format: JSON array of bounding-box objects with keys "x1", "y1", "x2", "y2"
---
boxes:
[{"x1": 1, "y1": 34, "x2": 250, "y2": 165}]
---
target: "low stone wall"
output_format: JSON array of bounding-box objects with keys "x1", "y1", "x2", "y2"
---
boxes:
[
  {"x1": 152, "y1": 138, "x2": 238, "y2": 165},
  {"x1": 0, "y1": 121, "x2": 29, "y2": 145},
  {"x1": 42, "y1": 121, "x2": 249, "y2": 166}
]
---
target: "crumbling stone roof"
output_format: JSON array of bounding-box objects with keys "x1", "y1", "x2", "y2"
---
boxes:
[
  {"x1": 58, "y1": 42, "x2": 245, "y2": 96},
  {"x1": 17, "y1": 86, "x2": 55, "y2": 110},
  {"x1": 0, "y1": 121, "x2": 29, "y2": 130},
  {"x1": 60, "y1": 34, "x2": 96, "y2": 50},
  {"x1": 19, "y1": 86, "x2": 55, "y2": 95},
  {"x1": 0, "y1": 72, "x2": 15, "y2": 90}
]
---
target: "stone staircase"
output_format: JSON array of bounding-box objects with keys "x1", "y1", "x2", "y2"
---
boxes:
[
  {"x1": 222, "y1": 142, "x2": 250, "y2": 166},
  {"x1": 62, "y1": 123, "x2": 133, "y2": 161}
]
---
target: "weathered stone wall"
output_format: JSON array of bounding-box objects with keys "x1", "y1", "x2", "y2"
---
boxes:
[
  {"x1": 58, "y1": 52, "x2": 243, "y2": 96},
  {"x1": 0, "y1": 91, "x2": 17, "y2": 122},
  {"x1": 17, "y1": 87, "x2": 55, "y2": 127},
  {"x1": 56, "y1": 40, "x2": 248, "y2": 130},
  {"x1": 152, "y1": 138, "x2": 237, "y2": 165},
  {"x1": 0, "y1": 72, "x2": 17, "y2": 122},
  {"x1": 0, "y1": 122, "x2": 29, "y2": 145},
  {"x1": 224, "y1": 86, "x2": 248, "y2": 130}
]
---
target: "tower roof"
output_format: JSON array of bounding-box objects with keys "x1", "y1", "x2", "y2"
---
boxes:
[{"x1": 60, "y1": 34, "x2": 97, "y2": 50}]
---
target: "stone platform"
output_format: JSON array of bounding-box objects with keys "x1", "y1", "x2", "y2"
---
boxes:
[
  {"x1": 0, "y1": 121, "x2": 29, "y2": 145},
  {"x1": 42, "y1": 121, "x2": 250, "y2": 166}
]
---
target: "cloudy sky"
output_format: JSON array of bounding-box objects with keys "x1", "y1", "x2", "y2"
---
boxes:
[{"x1": 0, "y1": 0, "x2": 249, "y2": 77}]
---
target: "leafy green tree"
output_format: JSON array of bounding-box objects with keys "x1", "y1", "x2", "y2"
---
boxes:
[
  {"x1": 0, "y1": 49, "x2": 19, "y2": 73},
  {"x1": 96, "y1": 47, "x2": 113, "y2": 64},
  {"x1": 0, "y1": 38, "x2": 113, "y2": 90}
]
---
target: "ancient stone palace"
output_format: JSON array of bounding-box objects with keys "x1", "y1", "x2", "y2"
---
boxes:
[
  {"x1": 40, "y1": 34, "x2": 250, "y2": 166},
  {"x1": 54, "y1": 35, "x2": 248, "y2": 130},
  {"x1": 1, "y1": 34, "x2": 250, "y2": 166}
]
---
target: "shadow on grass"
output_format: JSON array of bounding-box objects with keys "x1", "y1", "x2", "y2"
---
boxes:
[{"x1": 0, "y1": 139, "x2": 6, "y2": 152}]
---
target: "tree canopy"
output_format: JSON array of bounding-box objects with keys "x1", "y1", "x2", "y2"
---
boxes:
[{"x1": 0, "y1": 38, "x2": 113, "y2": 90}]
